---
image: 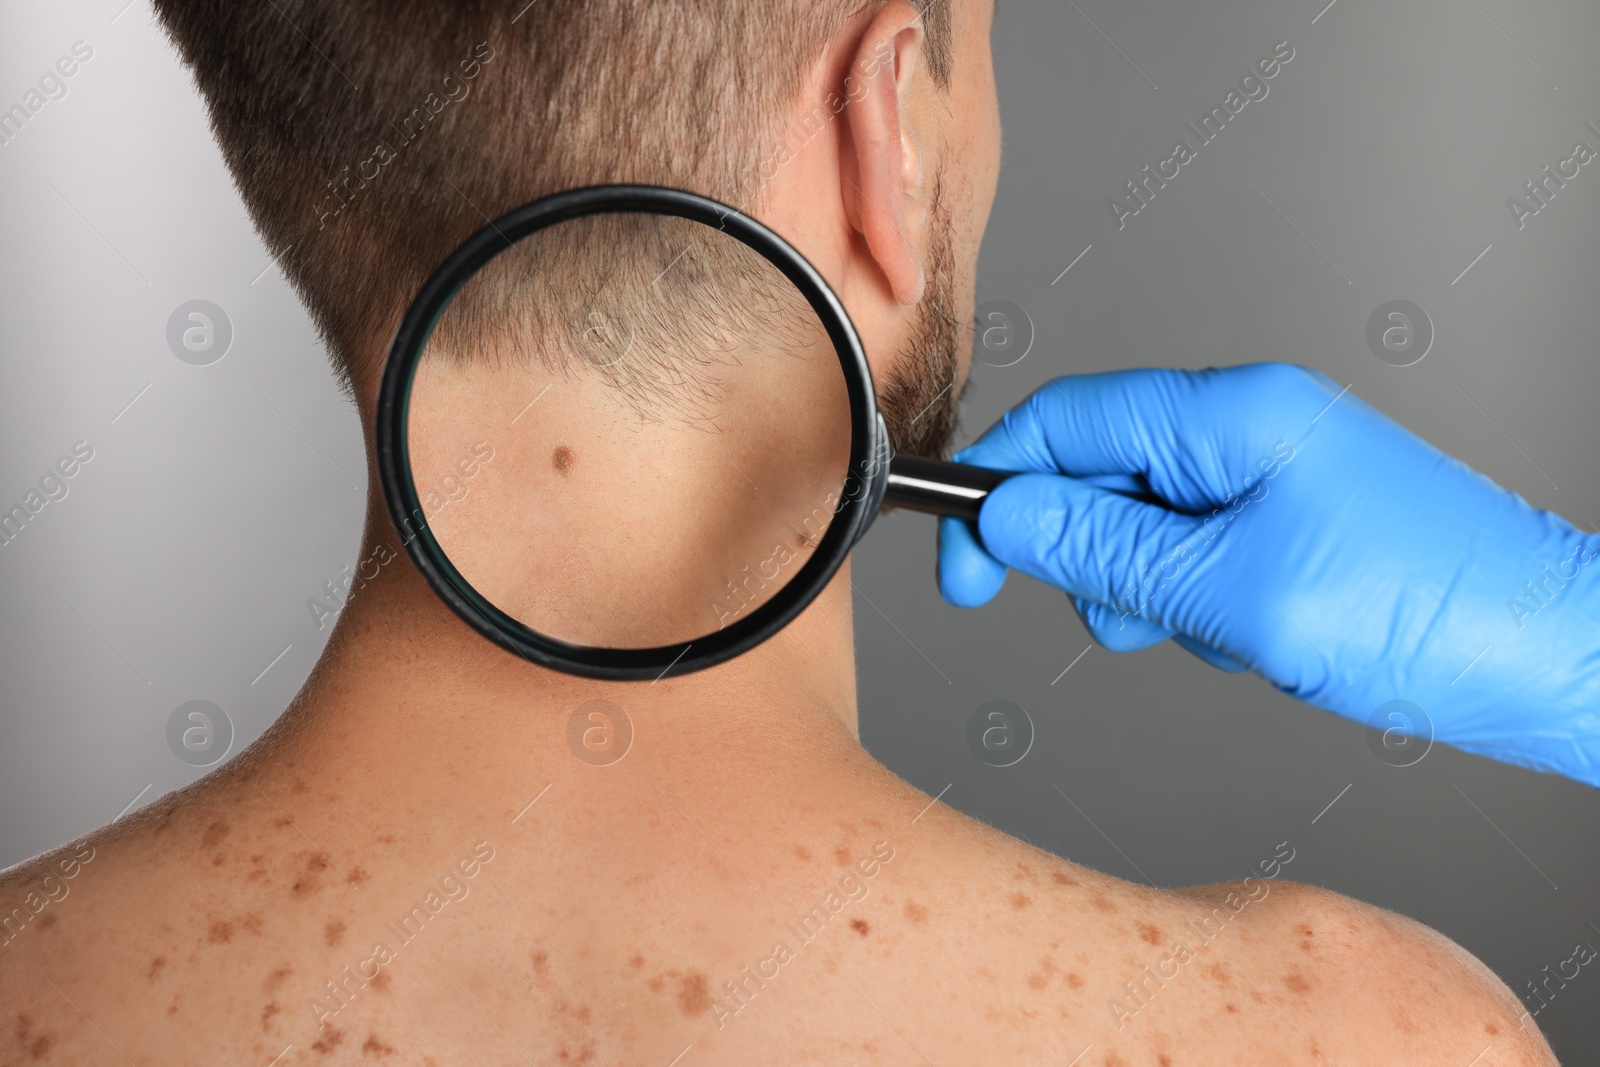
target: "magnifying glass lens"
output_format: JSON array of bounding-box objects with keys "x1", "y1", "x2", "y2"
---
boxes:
[{"x1": 404, "y1": 211, "x2": 853, "y2": 650}]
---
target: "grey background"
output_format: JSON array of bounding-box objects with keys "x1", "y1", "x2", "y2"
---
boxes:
[{"x1": 3, "y1": 0, "x2": 1597, "y2": 1058}]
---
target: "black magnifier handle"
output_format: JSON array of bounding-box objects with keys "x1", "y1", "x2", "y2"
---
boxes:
[{"x1": 885, "y1": 456, "x2": 1015, "y2": 521}]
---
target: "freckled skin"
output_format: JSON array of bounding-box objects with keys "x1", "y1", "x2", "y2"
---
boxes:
[
  {"x1": 201, "y1": 820, "x2": 230, "y2": 848},
  {"x1": 678, "y1": 973, "x2": 710, "y2": 1017},
  {"x1": 904, "y1": 901, "x2": 927, "y2": 926},
  {"x1": 1284, "y1": 971, "x2": 1312, "y2": 995},
  {"x1": 849, "y1": 918, "x2": 870, "y2": 937},
  {"x1": 1136, "y1": 921, "x2": 1164, "y2": 946},
  {"x1": 1010, "y1": 892, "x2": 1031, "y2": 909}
]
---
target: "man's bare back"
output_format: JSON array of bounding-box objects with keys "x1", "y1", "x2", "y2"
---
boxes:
[{"x1": 0, "y1": 565, "x2": 1554, "y2": 1065}]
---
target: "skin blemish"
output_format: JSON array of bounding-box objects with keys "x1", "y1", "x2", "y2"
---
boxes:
[
  {"x1": 1052, "y1": 871, "x2": 1079, "y2": 887},
  {"x1": 363, "y1": 1033, "x2": 396, "y2": 1056},
  {"x1": 629, "y1": 954, "x2": 645, "y2": 969},
  {"x1": 325, "y1": 921, "x2": 346, "y2": 947},
  {"x1": 265, "y1": 966, "x2": 292, "y2": 992},
  {"x1": 1225, "y1": 1002, "x2": 1238, "y2": 1013},
  {"x1": 201, "y1": 820, "x2": 230, "y2": 848},
  {"x1": 532, "y1": 950, "x2": 549, "y2": 978},
  {"x1": 1090, "y1": 893, "x2": 1117, "y2": 914},
  {"x1": 553, "y1": 446, "x2": 575, "y2": 474},
  {"x1": 678, "y1": 972, "x2": 711, "y2": 1017},
  {"x1": 1010, "y1": 892, "x2": 1031, "y2": 910},
  {"x1": 37, "y1": 913, "x2": 56, "y2": 931},
  {"x1": 1027, "y1": 972, "x2": 1048, "y2": 990},
  {"x1": 833, "y1": 847, "x2": 851, "y2": 866},
  {"x1": 368, "y1": 971, "x2": 391, "y2": 994},
  {"x1": 850, "y1": 918, "x2": 870, "y2": 937},
  {"x1": 349, "y1": 867, "x2": 370, "y2": 886},
  {"x1": 794, "y1": 846, "x2": 811, "y2": 861},
  {"x1": 904, "y1": 901, "x2": 927, "y2": 926},
  {"x1": 1159, "y1": 1055, "x2": 1173, "y2": 1066},
  {"x1": 1066, "y1": 973, "x2": 1084, "y2": 990},
  {"x1": 261, "y1": 1003, "x2": 280, "y2": 1031},
  {"x1": 1283, "y1": 971, "x2": 1312, "y2": 995},
  {"x1": 148, "y1": 956, "x2": 166, "y2": 981},
  {"x1": 378, "y1": 834, "x2": 395, "y2": 845},
  {"x1": 292, "y1": 853, "x2": 329, "y2": 897},
  {"x1": 1486, "y1": 1022, "x2": 1499, "y2": 1036},
  {"x1": 311, "y1": 1027, "x2": 345, "y2": 1054},
  {"x1": 207, "y1": 920, "x2": 234, "y2": 944},
  {"x1": 242, "y1": 913, "x2": 264, "y2": 936},
  {"x1": 1136, "y1": 922, "x2": 1164, "y2": 946}
]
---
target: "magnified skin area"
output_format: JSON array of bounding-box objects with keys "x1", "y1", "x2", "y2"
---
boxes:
[{"x1": 405, "y1": 242, "x2": 853, "y2": 649}]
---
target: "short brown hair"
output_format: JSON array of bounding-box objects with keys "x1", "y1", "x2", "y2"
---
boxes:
[{"x1": 152, "y1": 0, "x2": 953, "y2": 393}]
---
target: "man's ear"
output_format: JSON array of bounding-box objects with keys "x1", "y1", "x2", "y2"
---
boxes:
[{"x1": 841, "y1": 0, "x2": 929, "y2": 307}]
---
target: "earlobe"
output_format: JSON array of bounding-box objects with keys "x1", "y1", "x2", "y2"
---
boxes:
[{"x1": 840, "y1": 1, "x2": 929, "y2": 307}]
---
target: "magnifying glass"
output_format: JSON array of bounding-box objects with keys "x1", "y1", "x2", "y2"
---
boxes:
[{"x1": 377, "y1": 185, "x2": 1013, "y2": 680}]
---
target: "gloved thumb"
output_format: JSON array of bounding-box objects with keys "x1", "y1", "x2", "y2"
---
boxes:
[{"x1": 976, "y1": 472, "x2": 1204, "y2": 627}]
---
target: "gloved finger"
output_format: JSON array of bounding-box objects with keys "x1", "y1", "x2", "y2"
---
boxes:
[
  {"x1": 1074, "y1": 597, "x2": 1174, "y2": 652},
  {"x1": 977, "y1": 472, "x2": 1200, "y2": 623},
  {"x1": 1172, "y1": 632, "x2": 1250, "y2": 673},
  {"x1": 938, "y1": 515, "x2": 1008, "y2": 608},
  {"x1": 960, "y1": 365, "x2": 1344, "y2": 513}
]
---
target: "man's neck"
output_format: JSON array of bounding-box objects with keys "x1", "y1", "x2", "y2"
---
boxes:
[{"x1": 259, "y1": 496, "x2": 866, "y2": 826}]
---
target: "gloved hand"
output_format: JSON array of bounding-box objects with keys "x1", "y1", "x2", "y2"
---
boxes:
[{"x1": 939, "y1": 364, "x2": 1600, "y2": 787}]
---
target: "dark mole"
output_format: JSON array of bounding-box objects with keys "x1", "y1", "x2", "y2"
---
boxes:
[
  {"x1": 849, "y1": 918, "x2": 870, "y2": 937},
  {"x1": 363, "y1": 1033, "x2": 396, "y2": 1057},
  {"x1": 1283, "y1": 971, "x2": 1311, "y2": 995},
  {"x1": 678, "y1": 972, "x2": 711, "y2": 1017},
  {"x1": 207, "y1": 920, "x2": 234, "y2": 944},
  {"x1": 1010, "y1": 892, "x2": 1031, "y2": 910},
  {"x1": 312, "y1": 1028, "x2": 345, "y2": 1054},
  {"x1": 904, "y1": 901, "x2": 927, "y2": 926},
  {"x1": 553, "y1": 446, "x2": 575, "y2": 474},
  {"x1": 794, "y1": 846, "x2": 812, "y2": 861},
  {"x1": 148, "y1": 956, "x2": 166, "y2": 981},
  {"x1": 201, "y1": 820, "x2": 230, "y2": 848},
  {"x1": 325, "y1": 921, "x2": 346, "y2": 947},
  {"x1": 1136, "y1": 921, "x2": 1164, "y2": 946}
]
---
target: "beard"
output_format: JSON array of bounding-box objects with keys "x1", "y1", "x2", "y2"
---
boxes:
[{"x1": 876, "y1": 173, "x2": 965, "y2": 461}]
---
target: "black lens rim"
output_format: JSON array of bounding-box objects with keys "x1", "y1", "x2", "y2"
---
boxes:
[{"x1": 375, "y1": 184, "x2": 882, "y2": 681}]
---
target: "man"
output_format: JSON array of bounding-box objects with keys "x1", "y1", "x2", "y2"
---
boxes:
[{"x1": 0, "y1": 1, "x2": 1555, "y2": 1063}]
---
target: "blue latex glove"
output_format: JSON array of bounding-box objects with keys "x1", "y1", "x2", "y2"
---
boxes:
[{"x1": 939, "y1": 364, "x2": 1600, "y2": 786}]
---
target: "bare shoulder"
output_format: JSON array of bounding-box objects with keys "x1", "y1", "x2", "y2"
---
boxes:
[{"x1": 1188, "y1": 879, "x2": 1558, "y2": 1066}]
